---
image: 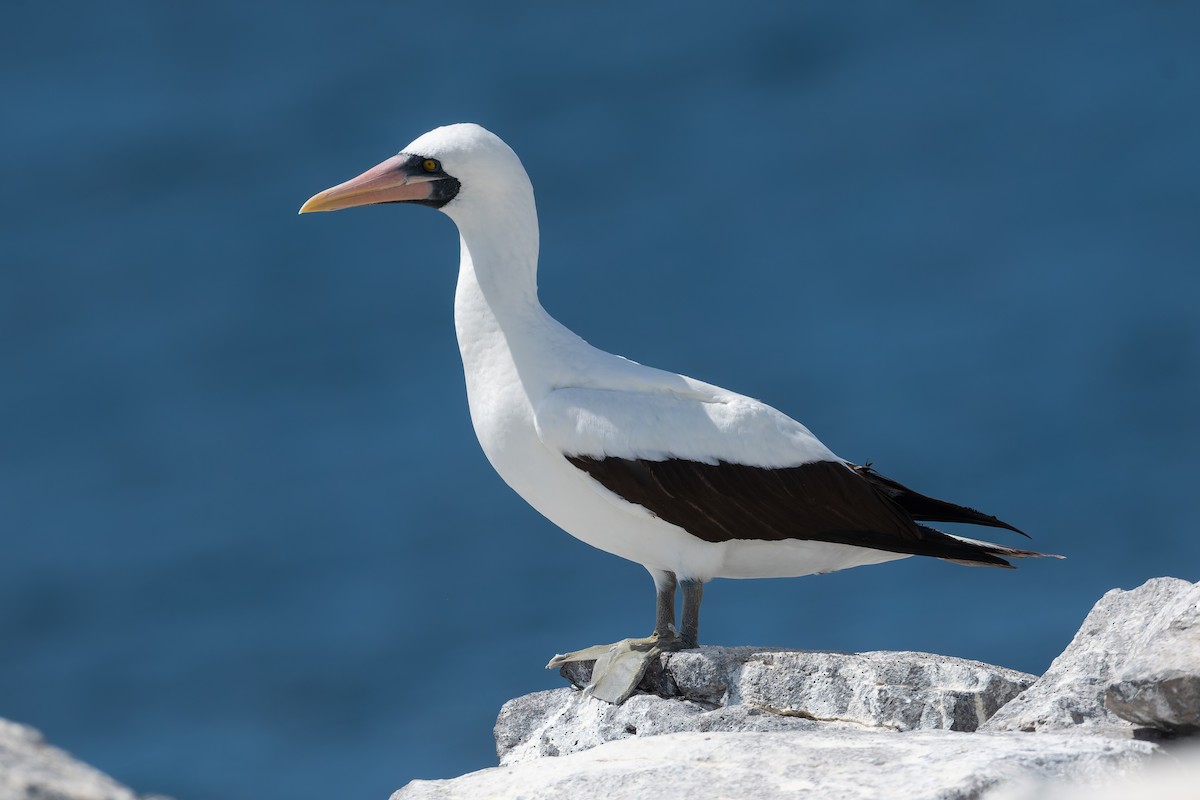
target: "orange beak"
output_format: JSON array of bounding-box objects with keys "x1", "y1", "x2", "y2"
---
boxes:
[{"x1": 299, "y1": 155, "x2": 437, "y2": 213}]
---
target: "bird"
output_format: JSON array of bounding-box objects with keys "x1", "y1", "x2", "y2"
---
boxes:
[{"x1": 299, "y1": 123, "x2": 1055, "y2": 704}]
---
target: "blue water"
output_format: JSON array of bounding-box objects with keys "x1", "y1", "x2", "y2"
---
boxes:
[{"x1": 2, "y1": 2, "x2": 1197, "y2": 798}]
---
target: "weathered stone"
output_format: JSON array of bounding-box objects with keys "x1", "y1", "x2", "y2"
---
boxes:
[
  {"x1": 1104, "y1": 581, "x2": 1200, "y2": 733},
  {"x1": 501, "y1": 646, "x2": 1034, "y2": 763},
  {"x1": 0, "y1": 718, "x2": 163, "y2": 800},
  {"x1": 495, "y1": 687, "x2": 831, "y2": 766},
  {"x1": 399, "y1": 728, "x2": 1157, "y2": 800},
  {"x1": 991, "y1": 742, "x2": 1200, "y2": 800},
  {"x1": 421, "y1": 579, "x2": 1200, "y2": 798},
  {"x1": 984, "y1": 577, "x2": 1198, "y2": 734}
]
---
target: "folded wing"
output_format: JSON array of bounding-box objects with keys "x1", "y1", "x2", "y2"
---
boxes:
[{"x1": 537, "y1": 386, "x2": 1042, "y2": 567}]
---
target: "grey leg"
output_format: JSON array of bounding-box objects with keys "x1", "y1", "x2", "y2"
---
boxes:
[
  {"x1": 653, "y1": 570, "x2": 677, "y2": 637},
  {"x1": 546, "y1": 569, "x2": 692, "y2": 704},
  {"x1": 547, "y1": 570, "x2": 679, "y2": 667},
  {"x1": 680, "y1": 578, "x2": 703, "y2": 648}
]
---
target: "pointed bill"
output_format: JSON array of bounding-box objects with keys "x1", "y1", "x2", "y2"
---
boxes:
[{"x1": 299, "y1": 155, "x2": 433, "y2": 213}]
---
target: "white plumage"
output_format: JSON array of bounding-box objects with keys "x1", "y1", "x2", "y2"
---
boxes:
[{"x1": 301, "y1": 122, "x2": 1048, "y2": 702}]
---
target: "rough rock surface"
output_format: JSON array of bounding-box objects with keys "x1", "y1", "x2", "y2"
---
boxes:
[
  {"x1": 6, "y1": 579, "x2": 1194, "y2": 800},
  {"x1": 1104, "y1": 580, "x2": 1200, "y2": 733},
  {"x1": 499, "y1": 647, "x2": 1034, "y2": 764},
  {"x1": 992, "y1": 743, "x2": 1200, "y2": 800},
  {"x1": 396, "y1": 728, "x2": 1157, "y2": 800},
  {"x1": 0, "y1": 718, "x2": 160, "y2": 800},
  {"x1": 983, "y1": 577, "x2": 1199, "y2": 734}
]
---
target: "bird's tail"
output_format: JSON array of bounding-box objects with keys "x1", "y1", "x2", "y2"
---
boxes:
[
  {"x1": 853, "y1": 462, "x2": 1028, "y2": 536},
  {"x1": 917, "y1": 525, "x2": 1062, "y2": 568},
  {"x1": 851, "y1": 462, "x2": 1063, "y2": 568}
]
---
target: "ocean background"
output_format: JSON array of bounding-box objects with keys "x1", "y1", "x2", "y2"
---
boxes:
[{"x1": 2, "y1": 2, "x2": 1197, "y2": 798}]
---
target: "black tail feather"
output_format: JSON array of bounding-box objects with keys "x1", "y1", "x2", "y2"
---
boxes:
[
  {"x1": 916, "y1": 523, "x2": 1062, "y2": 565},
  {"x1": 905, "y1": 524, "x2": 1016, "y2": 568},
  {"x1": 852, "y1": 463, "x2": 1029, "y2": 539}
]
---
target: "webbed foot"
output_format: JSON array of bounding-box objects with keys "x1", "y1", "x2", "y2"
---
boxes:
[{"x1": 547, "y1": 631, "x2": 686, "y2": 704}]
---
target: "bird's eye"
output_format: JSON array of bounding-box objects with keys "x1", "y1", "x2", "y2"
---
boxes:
[{"x1": 422, "y1": 159, "x2": 440, "y2": 173}]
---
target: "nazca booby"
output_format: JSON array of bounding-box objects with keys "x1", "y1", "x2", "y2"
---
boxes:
[{"x1": 300, "y1": 123, "x2": 1054, "y2": 703}]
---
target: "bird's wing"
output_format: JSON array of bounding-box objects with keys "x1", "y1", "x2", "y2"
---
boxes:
[
  {"x1": 535, "y1": 383, "x2": 837, "y2": 468},
  {"x1": 534, "y1": 384, "x2": 1020, "y2": 565}
]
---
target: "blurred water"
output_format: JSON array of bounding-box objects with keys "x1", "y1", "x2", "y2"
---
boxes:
[{"x1": 2, "y1": 2, "x2": 1198, "y2": 798}]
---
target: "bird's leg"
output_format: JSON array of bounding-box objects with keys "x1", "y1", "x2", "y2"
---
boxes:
[
  {"x1": 546, "y1": 571, "x2": 678, "y2": 665},
  {"x1": 652, "y1": 570, "x2": 678, "y2": 638},
  {"x1": 679, "y1": 578, "x2": 703, "y2": 648},
  {"x1": 546, "y1": 570, "x2": 692, "y2": 704}
]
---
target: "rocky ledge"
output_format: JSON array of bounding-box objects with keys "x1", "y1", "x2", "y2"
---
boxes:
[
  {"x1": 3, "y1": 578, "x2": 1196, "y2": 800},
  {"x1": 395, "y1": 576, "x2": 1199, "y2": 799},
  {"x1": 497, "y1": 648, "x2": 1036, "y2": 764},
  {"x1": 0, "y1": 718, "x2": 167, "y2": 800}
]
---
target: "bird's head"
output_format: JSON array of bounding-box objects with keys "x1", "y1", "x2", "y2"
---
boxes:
[{"x1": 299, "y1": 123, "x2": 531, "y2": 223}]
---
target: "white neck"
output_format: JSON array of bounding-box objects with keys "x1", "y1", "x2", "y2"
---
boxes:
[
  {"x1": 452, "y1": 191, "x2": 540, "y2": 314},
  {"x1": 451, "y1": 185, "x2": 576, "y2": 417}
]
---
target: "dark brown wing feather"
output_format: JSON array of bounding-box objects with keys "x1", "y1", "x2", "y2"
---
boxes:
[
  {"x1": 851, "y1": 463, "x2": 1029, "y2": 538},
  {"x1": 567, "y1": 455, "x2": 1037, "y2": 568}
]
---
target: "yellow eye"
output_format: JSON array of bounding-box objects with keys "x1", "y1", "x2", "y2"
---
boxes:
[{"x1": 422, "y1": 159, "x2": 440, "y2": 173}]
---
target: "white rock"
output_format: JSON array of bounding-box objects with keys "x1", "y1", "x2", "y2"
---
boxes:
[
  {"x1": 0, "y1": 718, "x2": 156, "y2": 800},
  {"x1": 984, "y1": 577, "x2": 1198, "y2": 733},
  {"x1": 499, "y1": 647, "x2": 1034, "y2": 764},
  {"x1": 397, "y1": 729, "x2": 1157, "y2": 800},
  {"x1": 991, "y1": 742, "x2": 1200, "y2": 800},
  {"x1": 1105, "y1": 580, "x2": 1200, "y2": 733},
  {"x1": 494, "y1": 687, "x2": 831, "y2": 766}
]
